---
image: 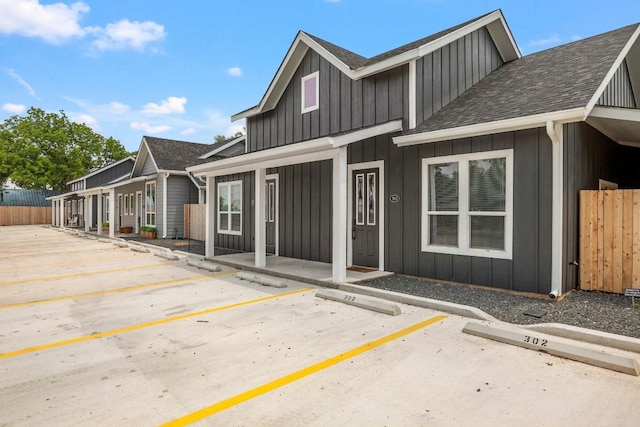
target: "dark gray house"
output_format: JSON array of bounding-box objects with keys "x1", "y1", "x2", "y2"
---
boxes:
[{"x1": 188, "y1": 10, "x2": 640, "y2": 296}]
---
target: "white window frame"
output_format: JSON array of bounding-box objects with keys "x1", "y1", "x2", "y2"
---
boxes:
[
  {"x1": 421, "y1": 149, "x2": 513, "y2": 259},
  {"x1": 145, "y1": 181, "x2": 156, "y2": 226},
  {"x1": 301, "y1": 71, "x2": 319, "y2": 114},
  {"x1": 217, "y1": 180, "x2": 242, "y2": 235},
  {"x1": 129, "y1": 193, "x2": 134, "y2": 215},
  {"x1": 124, "y1": 193, "x2": 129, "y2": 216}
]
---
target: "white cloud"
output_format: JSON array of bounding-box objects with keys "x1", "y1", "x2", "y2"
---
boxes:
[
  {"x1": 529, "y1": 34, "x2": 561, "y2": 47},
  {"x1": 130, "y1": 121, "x2": 171, "y2": 134},
  {"x1": 225, "y1": 124, "x2": 245, "y2": 137},
  {"x1": 180, "y1": 127, "x2": 197, "y2": 136},
  {"x1": 88, "y1": 19, "x2": 166, "y2": 52},
  {"x1": 227, "y1": 67, "x2": 243, "y2": 77},
  {"x1": 64, "y1": 97, "x2": 131, "y2": 115},
  {"x1": 71, "y1": 113, "x2": 98, "y2": 129},
  {"x1": 5, "y1": 68, "x2": 38, "y2": 98},
  {"x1": 2, "y1": 103, "x2": 26, "y2": 114},
  {"x1": 142, "y1": 96, "x2": 186, "y2": 116},
  {"x1": 0, "y1": 0, "x2": 88, "y2": 44}
]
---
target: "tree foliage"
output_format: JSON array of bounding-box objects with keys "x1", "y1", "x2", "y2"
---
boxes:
[
  {"x1": 213, "y1": 131, "x2": 244, "y2": 144},
  {"x1": 0, "y1": 107, "x2": 132, "y2": 192}
]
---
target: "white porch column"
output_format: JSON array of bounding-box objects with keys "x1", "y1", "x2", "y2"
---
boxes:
[
  {"x1": 84, "y1": 196, "x2": 90, "y2": 232},
  {"x1": 51, "y1": 200, "x2": 55, "y2": 225},
  {"x1": 332, "y1": 147, "x2": 348, "y2": 283},
  {"x1": 205, "y1": 176, "x2": 214, "y2": 258},
  {"x1": 97, "y1": 193, "x2": 103, "y2": 236},
  {"x1": 59, "y1": 199, "x2": 65, "y2": 228},
  {"x1": 108, "y1": 189, "x2": 115, "y2": 238},
  {"x1": 255, "y1": 168, "x2": 266, "y2": 268}
]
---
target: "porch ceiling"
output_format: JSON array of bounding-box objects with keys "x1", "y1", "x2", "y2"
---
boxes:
[{"x1": 588, "y1": 106, "x2": 640, "y2": 147}]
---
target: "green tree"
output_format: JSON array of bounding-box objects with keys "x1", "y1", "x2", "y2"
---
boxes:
[{"x1": 0, "y1": 107, "x2": 132, "y2": 192}]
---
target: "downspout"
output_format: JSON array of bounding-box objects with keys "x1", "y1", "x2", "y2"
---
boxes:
[
  {"x1": 162, "y1": 172, "x2": 169, "y2": 238},
  {"x1": 546, "y1": 121, "x2": 563, "y2": 298}
]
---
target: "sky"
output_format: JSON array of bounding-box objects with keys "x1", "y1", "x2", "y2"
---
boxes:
[{"x1": 1, "y1": 0, "x2": 640, "y2": 152}]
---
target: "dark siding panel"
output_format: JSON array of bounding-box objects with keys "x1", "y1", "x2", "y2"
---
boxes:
[
  {"x1": 363, "y1": 77, "x2": 376, "y2": 127},
  {"x1": 470, "y1": 257, "x2": 491, "y2": 286},
  {"x1": 330, "y1": 65, "x2": 342, "y2": 134},
  {"x1": 434, "y1": 254, "x2": 452, "y2": 281},
  {"x1": 375, "y1": 73, "x2": 389, "y2": 124},
  {"x1": 351, "y1": 79, "x2": 363, "y2": 129},
  {"x1": 402, "y1": 145, "x2": 419, "y2": 276},
  {"x1": 389, "y1": 66, "x2": 405, "y2": 120},
  {"x1": 340, "y1": 73, "x2": 352, "y2": 132},
  {"x1": 451, "y1": 255, "x2": 470, "y2": 283},
  {"x1": 319, "y1": 57, "x2": 331, "y2": 136},
  {"x1": 387, "y1": 141, "x2": 404, "y2": 273},
  {"x1": 301, "y1": 163, "x2": 311, "y2": 260},
  {"x1": 422, "y1": 53, "x2": 433, "y2": 120},
  {"x1": 309, "y1": 162, "x2": 321, "y2": 260},
  {"x1": 320, "y1": 160, "x2": 333, "y2": 262},
  {"x1": 416, "y1": 59, "x2": 424, "y2": 122},
  {"x1": 597, "y1": 60, "x2": 636, "y2": 108},
  {"x1": 432, "y1": 49, "x2": 442, "y2": 113}
]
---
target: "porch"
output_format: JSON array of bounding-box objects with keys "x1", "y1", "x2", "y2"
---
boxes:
[{"x1": 208, "y1": 252, "x2": 393, "y2": 287}]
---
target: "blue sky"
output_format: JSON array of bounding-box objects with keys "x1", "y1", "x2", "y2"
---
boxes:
[{"x1": 1, "y1": 0, "x2": 640, "y2": 152}]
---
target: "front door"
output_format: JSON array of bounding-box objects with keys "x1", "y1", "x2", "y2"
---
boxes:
[
  {"x1": 352, "y1": 168, "x2": 379, "y2": 268},
  {"x1": 265, "y1": 178, "x2": 277, "y2": 254}
]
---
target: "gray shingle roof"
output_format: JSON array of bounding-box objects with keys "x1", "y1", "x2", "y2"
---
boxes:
[
  {"x1": 305, "y1": 11, "x2": 494, "y2": 70},
  {"x1": 0, "y1": 189, "x2": 59, "y2": 206},
  {"x1": 405, "y1": 24, "x2": 638, "y2": 135},
  {"x1": 144, "y1": 136, "x2": 213, "y2": 171}
]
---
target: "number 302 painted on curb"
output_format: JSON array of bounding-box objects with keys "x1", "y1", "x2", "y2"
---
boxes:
[
  {"x1": 343, "y1": 295, "x2": 356, "y2": 302},
  {"x1": 523, "y1": 335, "x2": 548, "y2": 347}
]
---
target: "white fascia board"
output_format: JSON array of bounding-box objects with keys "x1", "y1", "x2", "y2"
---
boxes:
[
  {"x1": 589, "y1": 105, "x2": 640, "y2": 122},
  {"x1": 198, "y1": 135, "x2": 246, "y2": 159},
  {"x1": 188, "y1": 138, "x2": 333, "y2": 176},
  {"x1": 187, "y1": 172, "x2": 205, "y2": 188},
  {"x1": 585, "y1": 24, "x2": 640, "y2": 117},
  {"x1": 158, "y1": 169, "x2": 188, "y2": 175},
  {"x1": 393, "y1": 108, "x2": 585, "y2": 146},
  {"x1": 329, "y1": 120, "x2": 403, "y2": 148}
]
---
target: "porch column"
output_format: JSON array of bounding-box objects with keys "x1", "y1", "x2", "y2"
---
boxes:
[
  {"x1": 84, "y1": 196, "x2": 90, "y2": 232},
  {"x1": 332, "y1": 147, "x2": 348, "y2": 283},
  {"x1": 97, "y1": 193, "x2": 103, "y2": 236},
  {"x1": 255, "y1": 168, "x2": 266, "y2": 268},
  {"x1": 59, "y1": 199, "x2": 65, "y2": 228},
  {"x1": 205, "y1": 176, "x2": 214, "y2": 258},
  {"x1": 108, "y1": 189, "x2": 115, "y2": 238},
  {"x1": 51, "y1": 200, "x2": 55, "y2": 225}
]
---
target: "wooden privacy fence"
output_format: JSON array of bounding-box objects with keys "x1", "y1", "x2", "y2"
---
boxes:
[
  {"x1": 580, "y1": 190, "x2": 640, "y2": 293},
  {"x1": 0, "y1": 206, "x2": 51, "y2": 226},
  {"x1": 184, "y1": 204, "x2": 206, "y2": 241}
]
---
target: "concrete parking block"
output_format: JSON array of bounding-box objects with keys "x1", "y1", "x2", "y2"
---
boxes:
[
  {"x1": 316, "y1": 288, "x2": 402, "y2": 316},
  {"x1": 463, "y1": 321, "x2": 640, "y2": 376},
  {"x1": 187, "y1": 259, "x2": 221, "y2": 272},
  {"x1": 236, "y1": 271, "x2": 287, "y2": 288}
]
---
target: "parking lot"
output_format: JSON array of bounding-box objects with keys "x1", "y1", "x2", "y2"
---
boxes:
[{"x1": 1, "y1": 226, "x2": 639, "y2": 426}]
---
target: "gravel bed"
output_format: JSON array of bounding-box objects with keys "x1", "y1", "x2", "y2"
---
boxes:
[
  {"x1": 123, "y1": 237, "x2": 205, "y2": 255},
  {"x1": 360, "y1": 275, "x2": 640, "y2": 339}
]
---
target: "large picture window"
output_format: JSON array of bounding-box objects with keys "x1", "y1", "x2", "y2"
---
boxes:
[
  {"x1": 145, "y1": 181, "x2": 156, "y2": 226},
  {"x1": 218, "y1": 181, "x2": 242, "y2": 235},
  {"x1": 422, "y1": 150, "x2": 513, "y2": 259}
]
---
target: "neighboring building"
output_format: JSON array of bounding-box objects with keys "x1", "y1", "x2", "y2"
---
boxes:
[
  {"x1": 188, "y1": 9, "x2": 640, "y2": 296},
  {"x1": 1, "y1": 189, "x2": 59, "y2": 206},
  {"x1": 49, "y1": 136, "x2": 245, "y2": 238},
  {"x1": 48, "y1": 156, "x2": 135, "y2": 230},
  {"x1": 0, "y1": 188, "x2": 59, "y2": 226}
]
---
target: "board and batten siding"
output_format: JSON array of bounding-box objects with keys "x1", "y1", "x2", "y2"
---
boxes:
[
  {"x1": 597, "y1": 60, "x2": 636, "y2": 108},
  {"x1": 247, "y1": 50, "x2": 409, "y2": 152},
  {"x1": 349, "y1": 129, "x2": 553, "y2": 294},
  {"x1": 563, "y1": 122, "x2": 640, "y2": 292},
  {"x1": 214, "y1": 172, "x2": 256, "y2": 254},
  {"x1": 86, "y1": 159, "x2": 134, "y2": 188},
  {"x1": 416, "y1": 26, "x2": 504, "y2": 123},
  {"x1": 165, "y1": 176, "x2": 198, "y2": 239}
]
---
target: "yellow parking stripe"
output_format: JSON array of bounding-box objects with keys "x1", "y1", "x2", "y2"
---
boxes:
[
  {"x1": 0, "y1": 272, "x2": 235, "y2": 310},
  {"x1": 161, "y1": 314, "x2": 447, "y2": 426},
  {"x1": 0, "y1": 253, "x2": 137, "y2": 272},
  {"x1": 0, "y1": 261, "x2": 181, "y2": 286},
  {"x1": 0, "y1": 245, "x2": 124, "y2": 260},
  {"x1": 0, "y1": 287, "x2": 312, "y2": 360}
]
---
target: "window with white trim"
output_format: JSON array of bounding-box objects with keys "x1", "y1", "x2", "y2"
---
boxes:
[
  {"x1": 301, "y1": 71, "x2": 319, "y2": 114},
  {"x1": 218, "y1": 181, "x2": 242, "y2": 235},
  {"x1": 145, "y1": 181, "x2": 156, "y2": 226},
  {"x1": 422, "y1": 149, "x2": 513, "y2": 259}
]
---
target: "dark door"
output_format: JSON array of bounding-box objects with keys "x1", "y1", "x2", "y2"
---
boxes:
[
  {"x1": 266, "y1": 178, "x2": 276, "y2": 255},
  {"x1": 352, "y1": 169, "x2": 379, "y2": 268}
]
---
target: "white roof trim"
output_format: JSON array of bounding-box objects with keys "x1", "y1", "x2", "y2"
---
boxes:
[
  {"x1": 233, "y1": 10, "x2": 519, "y2": 121},
  {"x1": 584, "y1": 24, "x2": 640, "y2": 118},
  {"x1": 329, "y1": 120, "x2": 403, "y2": 147},
  {"x1": 198, "y1": 135, "x2": 246, "y2": 159},
  {"x1": 589, "y1": 105, "x2": 640, "y2": 121},
  {"x1": 66, "y1": 156, "x2": 135, "y2": 185},
  {"x1": 393, "y1": 108, "x2": 585, "y2": 146}
]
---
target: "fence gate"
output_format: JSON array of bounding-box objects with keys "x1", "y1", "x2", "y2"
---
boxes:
[
  {"x1": 579, "y1": 190, "x2": 640, "y2": 294},
  {"x1": 184, "y1": 204, "x2": 206, "y2": 241}
]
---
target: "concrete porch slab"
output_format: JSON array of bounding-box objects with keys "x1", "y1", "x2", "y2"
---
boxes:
[{"x1": 207, "y1": 252, "x2": 393, "y2": 287}]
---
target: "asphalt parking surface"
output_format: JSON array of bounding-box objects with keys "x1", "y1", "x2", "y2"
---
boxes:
[{"x1": 1, "y1": 226, "x2": 639, "y2": 426}]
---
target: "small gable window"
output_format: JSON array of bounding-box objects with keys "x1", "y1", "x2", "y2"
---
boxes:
[{"x1": 301, "y1": 71, "x2": 319, "y2": 113}]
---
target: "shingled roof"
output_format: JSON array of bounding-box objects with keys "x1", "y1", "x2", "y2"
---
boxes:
[
  {"x1": 405, "y1": 23, "x2": 638, "y2": 136},
  {"x1": 143, "y1": 136, "x2": 213, "y2": 171},
  {"x1": 305, "y1": 11, "x2": 494, "y2": 70}
]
